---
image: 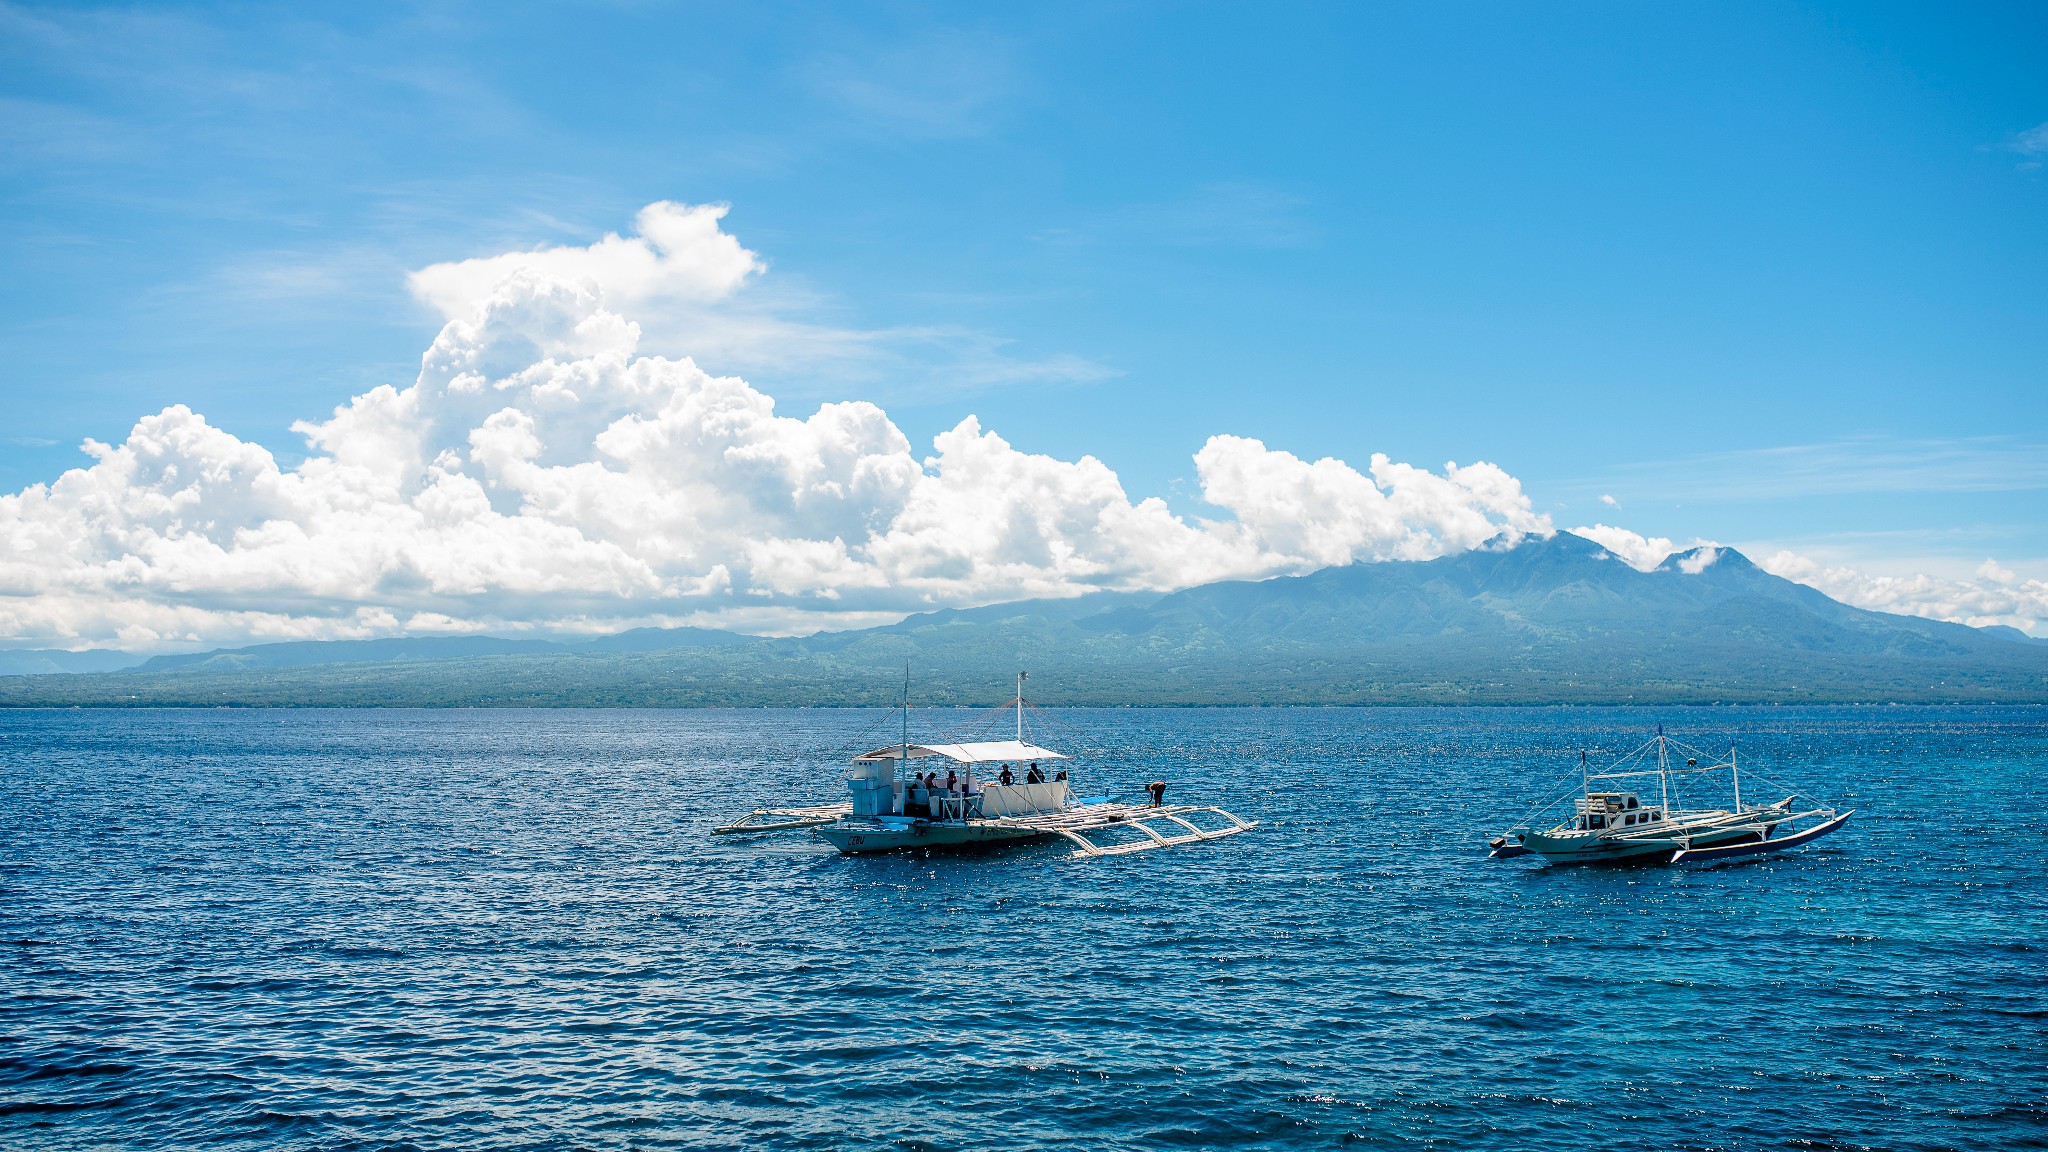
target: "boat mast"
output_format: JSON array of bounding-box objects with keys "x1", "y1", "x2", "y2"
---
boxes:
[
  {"x1": 1016, "y1": 670, "x2": 1027, "y2": 742},
  {"x1": 1732, "y1": 744, "x2": 1742, "y2": 812},
  {"x1": 1656, "y1": 724, "x2": 1671, "y2": 813},
  {"x1": 902, "y1": 661, "x2": 910, "y2": 767}
]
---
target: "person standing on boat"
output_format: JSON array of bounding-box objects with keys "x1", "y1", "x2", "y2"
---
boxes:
[
  {"x1": 944, "y1": 768, "x2": 959, "y2": 795},
  {"x1": 1026, "y1": 762, "x2": 1045, "y2": 784},
  {"x1": 999, "y1": 764, "x2": 1015, "y2": 786}
]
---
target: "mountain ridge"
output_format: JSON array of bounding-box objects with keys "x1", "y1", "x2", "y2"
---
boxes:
[
  {"x1": 128, "y1": 626, "x2": 752, "y2": 674},
  {"x1": 2, "y1": 533, "x2": 2042, "y2": 706}
]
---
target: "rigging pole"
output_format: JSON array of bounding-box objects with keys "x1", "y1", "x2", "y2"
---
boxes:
[
  {"x1": 1016, "y1": 671, "x2": 1026, "y2": 742},
  {"x1": 1732, "y1": 745, "x2": 1742, "y2": 812},
  {"x1": 1657, "y1": 726, "x2": 1671, "y2": 813}
]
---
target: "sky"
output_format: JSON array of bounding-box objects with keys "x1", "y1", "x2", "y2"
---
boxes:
[{"x1": 2, "y1": 0, "x2": 2045, "y2": 649}]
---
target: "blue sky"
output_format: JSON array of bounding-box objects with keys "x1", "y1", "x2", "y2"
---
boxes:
[{"x1": 3, "y1": 1, "x2": 2046, "y2": 645}]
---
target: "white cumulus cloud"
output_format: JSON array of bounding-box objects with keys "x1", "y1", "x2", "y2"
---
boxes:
[
  {"x1": 1676, "y1": 546, "x2": 1722, "y2": 575},
  {"x1": 0, "y1": 204, "x2": 1555, "y2": 651},
  {"x1": 1202, "y1": 438, "x2": 1548, "y2": 568},
  {"x1": 406, "y1": 202, "x2": 763, "y2": 320},
  {"x1": 1572, "y1": 523, "x2": 2046, "y2": 635},
  {"x1": 405, "y1": 201, "x2": 1109, "y2": 403},
  {"x1": 1570, "y1": 523, "x2": 1688, "y2": 571},
  {"x1": 1757, "y1": 552, "x2": 2048, "y2": 636}
]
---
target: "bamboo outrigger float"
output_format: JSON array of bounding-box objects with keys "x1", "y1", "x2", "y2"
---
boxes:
[
  {"x1": 713, "y1": 803, "x2": 852, "y2": 835},
  {"x1": 1489, "y1": 729, "x2": 1853, "y2": 866},
  {"x1": 718, "y1": 672, "x2": 1256, "y2": 858}
]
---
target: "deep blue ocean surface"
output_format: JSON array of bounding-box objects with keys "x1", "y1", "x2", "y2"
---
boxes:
[{"x1": 3, "y1": 705, "x2": 2045, "y2": 1151}]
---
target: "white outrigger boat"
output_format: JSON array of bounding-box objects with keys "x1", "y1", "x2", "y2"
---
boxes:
[
  {"x1": 719, "y1": 674, "x2": 1256, "y2": 858},
  {"x1": 1489, "y1": 729, "x2": 1853, "y2": 866}
]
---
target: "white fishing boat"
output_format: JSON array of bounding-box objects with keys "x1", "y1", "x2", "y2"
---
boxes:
[
  {"x1": 724, "y1": 673, "x2": 1256, "y2": 858},
  {"x1": 1488, "y1": 729, "x2": 1852, "y2": 866}
]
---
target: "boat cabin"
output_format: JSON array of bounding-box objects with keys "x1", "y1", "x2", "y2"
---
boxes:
[
  {"x1": 1569, "y1": 791, "x2": 1665, "y2": 832},
  {"x1": 849, "y1": 740, "x2": 1073, "y2": 822}
]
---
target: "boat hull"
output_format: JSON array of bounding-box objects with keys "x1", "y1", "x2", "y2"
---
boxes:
[
  {"x1": 1669, "y1": 810, "x2": 1853, "y2": 864},
  {"x1": 815, "y1": 818, "x2": 1051, "y2": 854},
  {"x1": 1518, "y1": 822, "x2": 1766, "y2": 866}
]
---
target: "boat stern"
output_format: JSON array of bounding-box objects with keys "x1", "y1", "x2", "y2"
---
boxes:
[
  {"x1": 815, "y1": 817, "x2": 931, "y2": 854},
  {"x1": 1488, "y1": 826, "x2": 1534, "y2": 858}
]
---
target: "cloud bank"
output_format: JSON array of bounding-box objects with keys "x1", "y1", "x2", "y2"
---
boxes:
[
  {"x1": 0, "y1": 205, "x2": 1552, "y2": 650},
  {"x1": 1574, "y1": 524, "x2": 2047, "y2": 636},
  {"x1": 9, "y1": 203, "x2": 2036, "y2": 650},
  {"x1": 1757, "y1": 553, "x2": 2048, "y2": 636}
]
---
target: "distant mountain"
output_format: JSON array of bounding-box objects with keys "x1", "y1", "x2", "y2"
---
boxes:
[
  {"x1": 1086, "y1": 534, "x2": 2030, "y2": 662},
  {"x1": 131, "y1": 627, "x2": 751, "y2": 674},
  {"x1": 3, "y1": 533, "x2": 2043, "y2": 706},
  {"x1": 573, "y1": 627, "x2": 759, "y2": 653},
  {"x1": 756, "y1": 532, "x2": 2048, "y2": 702},
  {"x1": 0, "y1": 648, "x2": 152, "y2": 676}
]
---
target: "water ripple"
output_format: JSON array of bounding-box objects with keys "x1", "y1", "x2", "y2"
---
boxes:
[{"x1": 2, "y1": 705, "x2": 2044, "y2": 1150}]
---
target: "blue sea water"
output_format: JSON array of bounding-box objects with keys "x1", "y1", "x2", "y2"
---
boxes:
[{"x1": 2, "y1": 705, "x2": 2045, "y2": 1151}]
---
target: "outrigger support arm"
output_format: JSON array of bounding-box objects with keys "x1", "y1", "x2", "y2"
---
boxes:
[
  {"x1": 1003, "y1": 802, "x2": 1256, "y2": 857},
  {"x1": 714, "y1": 803, "x2": 853, "y2": 835}
]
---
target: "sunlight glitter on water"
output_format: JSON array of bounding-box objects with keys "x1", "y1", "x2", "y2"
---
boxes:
[{"x1": 2, "y1": 706, "x2": 2044, "y2": 1151}]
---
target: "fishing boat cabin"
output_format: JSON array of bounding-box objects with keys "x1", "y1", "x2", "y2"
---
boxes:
[
  {"x1": 1570, "y1": 791, "x2": 1668, "y2": 832},
  {"x1": 850, "y1": 739, "x2": 1074, "y2": 820}
]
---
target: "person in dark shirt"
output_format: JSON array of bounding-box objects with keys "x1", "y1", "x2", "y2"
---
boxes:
[
  {"x1": 1026, "y1": 762, "x2": 1045, "y2": 784},
  {"x1": 999, "y1": 764, "x2": 1015, "y2": 786}
]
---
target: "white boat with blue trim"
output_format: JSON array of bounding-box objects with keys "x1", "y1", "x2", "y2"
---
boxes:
[
  {"x1": 1489, "y1": 730, "x2": 1852, "y2": 866},
  {"x1": 720, "y1": 673, "x2": 1256, "y2": 858}
]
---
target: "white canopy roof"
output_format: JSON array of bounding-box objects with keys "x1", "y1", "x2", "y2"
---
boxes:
[{"x1": 855, "y1": 740, "x2": 1069, "y2": 764}]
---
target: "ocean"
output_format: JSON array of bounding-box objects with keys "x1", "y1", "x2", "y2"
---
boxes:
[{"x1": 3, "y1": 705, "x2": 2044, "y2": 1151}]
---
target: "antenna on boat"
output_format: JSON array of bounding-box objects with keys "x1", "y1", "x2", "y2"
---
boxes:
[{"x1": 1016, "y1": 670, "x2": 1027, "y2": 742}]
